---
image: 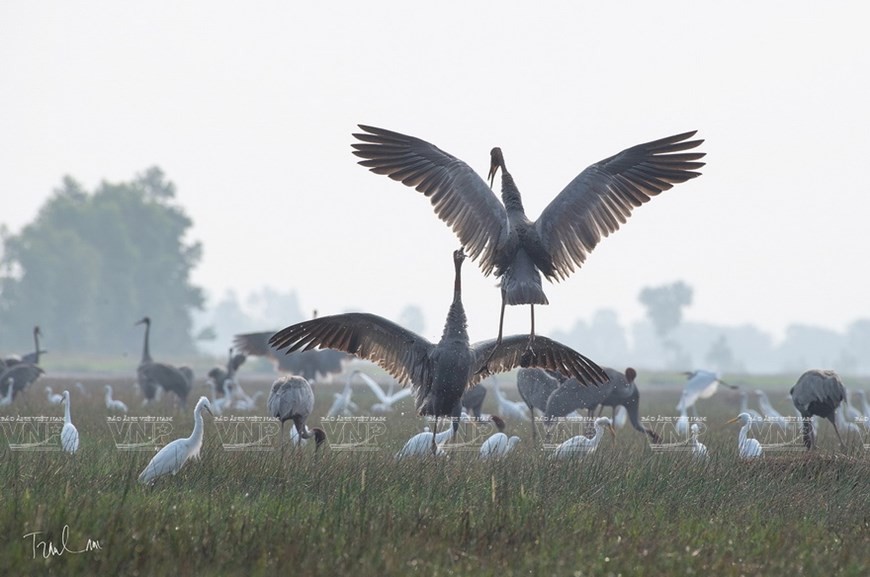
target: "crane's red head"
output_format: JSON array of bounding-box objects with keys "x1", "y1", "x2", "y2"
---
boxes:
[
  {"x1": 625, "y1": 368, "x2": 637, "y2": 383},
  {"x1": 312, "y1": 427, "x2": 327, "y2": 450},
  {"x1": 491, "y1": 414, "x2": 506, "y2": 432}
]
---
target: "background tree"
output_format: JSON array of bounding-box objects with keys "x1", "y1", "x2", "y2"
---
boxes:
[
  {"x1": 0, "y1": 167, "x2": 203, "y2": 355},
  {"x1": 638, "y1": 281, "x2": 693, "y2": 367}
]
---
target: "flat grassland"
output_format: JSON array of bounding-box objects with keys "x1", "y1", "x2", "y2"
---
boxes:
[{"x1": 1, "y1": 372, "x2": 868, "y2": 577}]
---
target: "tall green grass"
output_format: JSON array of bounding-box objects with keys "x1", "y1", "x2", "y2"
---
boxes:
[{"x1": 0, "y1": 375, "x2": 867, "y2": 576}]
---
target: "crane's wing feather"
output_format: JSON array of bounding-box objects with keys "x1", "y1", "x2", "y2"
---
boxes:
[
  {"x1": 470, "y1": 335, "x2": 608, "y2": 388},
  {"x1": 233, "y1": 331, "x2": 275, "y2": 357},
  {"x1": 352, "y1": 125, "x2": 508, "y2": 275},
  {"x1": 229, "y1": 353, "x2": 247, "y2": 373},
  {"x1": 269, "y1": 313, "x2": 435, "y2": 387},
  {"x1": 536, "y1": 131, "x2": 705, "y2": 280}
]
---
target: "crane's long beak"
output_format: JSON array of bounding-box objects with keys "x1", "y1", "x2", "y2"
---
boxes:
[
  {"x1": 725, "y1": 416, "x2": 740, "y2": 425},
  {"x1": 487, "y1": 164, "x2": 497, "y2": 189},
  {"x1": 720, "y1": 379, "x2": 739, "y2": 390},
  {"x1": 608, "y1": 424, "x2": 616, "y2": 438},
  {"x1": 204, "y1": 406, "x2": 214, "y2": 417}
]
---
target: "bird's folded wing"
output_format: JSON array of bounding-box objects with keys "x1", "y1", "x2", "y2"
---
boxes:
[
  {"x1": 352, "y1": 125, "x2": 508, "y2": 275},
  {"x1": 536, "y1": 131, "x2": 705, "y2": 280},
  {"x1": 269, "y1": 313, "x2": 434, "y2": 387}
]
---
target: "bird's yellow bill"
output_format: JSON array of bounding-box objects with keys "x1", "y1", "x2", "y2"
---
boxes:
[
  {"x1": 608, "y1": 425, "x2": 616, "y2": 438},
  {"x1": 725, "y1": 416, "x2": 740, "y2": 424}
]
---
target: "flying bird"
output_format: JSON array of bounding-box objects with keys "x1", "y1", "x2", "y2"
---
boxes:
[
  {"x1": 789, "y1": 369, "x2": 847, "y2": 450},
  {"x1": 677, "y1": 370, "x2": 736, "y2": 417},
  {"x1": 352, "y1": 125, "x2": 705, "y2": 349},
  {"x1": 354, "y1": 370, "x2": 412, "y2": 414},
  {"x1": 268, "y1": 249, "x2": 608, "y2": 453}
]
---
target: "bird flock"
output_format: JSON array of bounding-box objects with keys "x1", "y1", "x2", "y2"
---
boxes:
[{"x1": 2, "y1": 125, "x2": 869, "y2": 484}]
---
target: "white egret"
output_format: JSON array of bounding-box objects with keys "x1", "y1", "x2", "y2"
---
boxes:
[
  {"x1": 676, "y1": 390, "x2": 690, "y2": 437},
  {"x1": 479, "y1": 415, "x2": 520, "y2": 460},
  {"x1": 138, "y1": 396, "x2": 212, "y2": 484},
  {"x1": 755, "y1": 389, "x2": 788, "y2": 432},
  {"x1": 854, "y1": 390, "x2": 870, "y2": 431},
  {"x1": 726, "y1": 412, "x2": 762, "y2": 460},
  {"x1": 492, "y1": 381, "x2": 530, "y2": 422},
  {"x1": 326, "y1": 373, "x2": 358, "y2": 418},
  {"x1": 677, "y1": 370, "x2": 736, "y2": 417},
  {"x1": 690, "y1": 423, "x2": 708, "y2": 460},
  {"x1": 551, "y1": 417, "x2": 614, "y2": 459},
  {"x1": 46, "y1": 386, "x2": 63, "y2": 405},
  {"x1": 105, "y1": 385, "x2": 128, "y2": 413},
  {"x1": 356, "y1": 371, "x2": 412, "y2": 414},
  {"x1": 60, "y1": 390, "x2": 79, "y2": 454},
  {"x1": 395, "y1": 421, "x2": 458, "y2": 460}
]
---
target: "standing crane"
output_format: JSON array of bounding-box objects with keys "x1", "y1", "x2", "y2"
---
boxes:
[
  {"x1": 789, "y1": 369, "x2": 847, "y2": 450},
  {"x1": 135, "y1": 317, "x2": 192, "y2": 407},
  {"x1": 352, "y1": 125, "x2": 704, "y2": 352},
  {"x1": 517, "y1": 368, "x2": 564, "y2": 441},
  {"x1": 267, "y1": 375, "x2": 326, "y2": 453},
  {"x1": 266, "y1": 249, "x2": 608, "y2": 454},
  {"x1": 3, "y1": 325, "x2": 47, "y2": 367}
]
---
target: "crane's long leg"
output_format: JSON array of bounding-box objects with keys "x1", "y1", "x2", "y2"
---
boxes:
[
  {"x1": 831, "y1": 418, "x2": 847, "y2": 450},
  {"x1": 431, "y1": 417, "x2": 439, "y2": 455},
  {"x1": 530, "y1": 405, "x2": 537, "y2": 442},
  {"x1": 477, "y1": 291, "x2": 508, "y2": 374},
  {"x1": 279, "y1": 421, "x2": 286, "y2": 457},
  {"x1": 528, "y1": 305, "x2": 536, "y2": 350}
]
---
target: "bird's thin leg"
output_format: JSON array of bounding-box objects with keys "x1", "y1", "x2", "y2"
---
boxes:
[
  {"x1": 477, "y1": 291, "x2": 508, "y2": 374},
  {"x1": 431, "y1": 417, "x2": 439, "y2": 455},
  {"x1": 831, "y1": 420, "x2": 847, "y2": 450},
  {"x1": 530, "y1": 406, "x2": 537, "y2": 442},
  {"x1": 527, "y1": 305, "x2": 536, "y2": 351},
  {"x1": 610, "y1": 406, "x2": 615, "y2": 420}
]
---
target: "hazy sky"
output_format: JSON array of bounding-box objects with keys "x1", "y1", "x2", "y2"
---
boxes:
[{"x1": 2, "y1": 2, "x2": 868, "y2": 345}]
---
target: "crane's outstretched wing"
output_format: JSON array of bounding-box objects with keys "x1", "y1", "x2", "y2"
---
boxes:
[
  {"x1": 269, "y1": 313, "x2": 435, "y2": 388},
  {"x1": 233, "y1": 331, "x2": 276, "y2": 357},
  {"x1": 229, "y1": 352, "x2": 247, "y2": 373},
  {"x1": 352, "y1": 125, "x2": 508, "y2": 275},
  {"x1": 1, "y1": 363, "x2": 44, "y2": 394},
  {"x1": 470, "y1": 335, "x2": 608, "y2": 388},
  {"x1": 536, "y1": 131, "x2": 705, "y2": 280}
]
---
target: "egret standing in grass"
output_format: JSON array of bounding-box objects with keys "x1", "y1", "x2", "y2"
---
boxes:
[
  {"x1": 139, "y1": 396, "x2": 213, "y2": 485},
  {"x1": 479, "y1": 415, "x2": 520, "y2": 460},
  {"x1": 395, "y1": 421, "x2": 459, "y2": 460},
  {"x1": 46, "y1": 386, "x2": 63, "y2": 405},
  {"x1": 267, "y1": 376, "x2": 326, "y2": 453},
  {"x1": 690, "y1": 423, "x2": 708, "y2": 460},
  {"x1": 61, "y1": 390, "x2": 79, "y2": 454},
  {"x1": 105, "y1": 385, "x2": 128, "y2": 413},
  {"x1": 551, "y1": 416, "x2": 615, "y2": 459},
  {"x1": 726, "y1": 412, "x2": 762, "y2": 460}
]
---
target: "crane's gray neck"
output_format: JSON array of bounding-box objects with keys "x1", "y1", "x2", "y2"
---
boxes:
[
  {"x1": 500, "y1": 171, "x2": 525, "y2": 213},
  {"x1": 142, "y1": 320, "x2": 152, "y2": 363},
  {"x1": 33, "y1": 327, "x2": 41, "y2": 365},
  {"x1": 441, "y1": 258, "x2": 468, "y2": 341}
]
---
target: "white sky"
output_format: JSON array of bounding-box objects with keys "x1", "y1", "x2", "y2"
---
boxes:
[{"x1": 2, "y1": 1, "x2": 868, "y2": 345}]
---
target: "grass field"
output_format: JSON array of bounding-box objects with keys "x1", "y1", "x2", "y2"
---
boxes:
[{"x1": 1, "y1": 372, "x2": 868, "y2": 576}]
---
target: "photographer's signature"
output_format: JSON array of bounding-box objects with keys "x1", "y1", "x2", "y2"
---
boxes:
[{"x1": 23, "y1": 525, "x2": 102, "y2": 559}]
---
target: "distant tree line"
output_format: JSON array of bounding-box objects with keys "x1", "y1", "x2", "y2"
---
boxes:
[{"x1": 0, "y1": 167, "x2": 203, "y2": 355}]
